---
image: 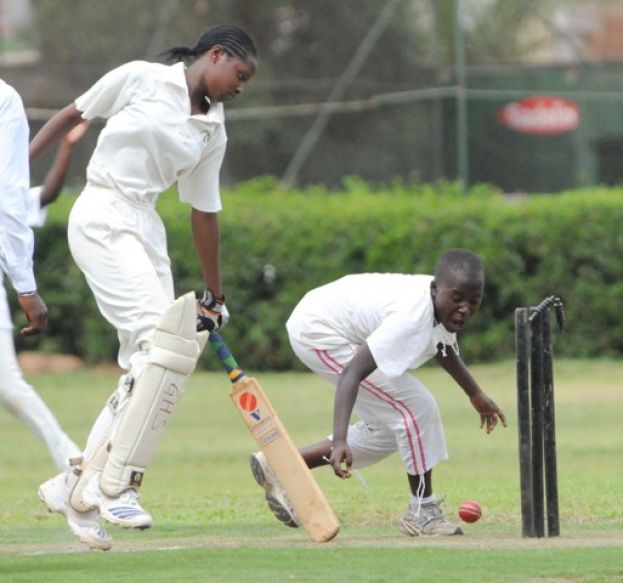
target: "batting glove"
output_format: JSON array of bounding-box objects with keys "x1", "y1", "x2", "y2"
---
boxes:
[{"x1": 197, "y1": 290, "x2": 229, "y2": 332}]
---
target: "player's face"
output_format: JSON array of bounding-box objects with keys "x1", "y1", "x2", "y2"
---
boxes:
[
  {"x1": 431, "y1": 273, "x2": 484, "y2": 333},
  {"x1": 204, "y1": 48, "x2": 256, "y2": 103}
]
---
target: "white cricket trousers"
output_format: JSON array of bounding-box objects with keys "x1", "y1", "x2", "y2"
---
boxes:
[
  {"x1": 68, "y1": 184, "x2": 175, "y2": 462},
  {"x1": 288, "y1": 336, "x2": 448, "y2": 477},
  {"x1": 0, "y1": 282, "x2": 80, "y2": 471},
  {"x1": 68, "y1": 184, "x2": 174, "y2": 372}
]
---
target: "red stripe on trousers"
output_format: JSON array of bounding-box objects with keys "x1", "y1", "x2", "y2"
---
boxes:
[{"x1": 315, "y1": 349, "x2": 427, "y2": 476}]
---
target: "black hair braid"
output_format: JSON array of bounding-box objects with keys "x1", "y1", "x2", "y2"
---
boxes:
[
  {"x1": 162, "y1": 45, "x2": 197, "y2": 62},
  {"x1": 162, "y1": 24, "x2": 257, "y2": 63}
]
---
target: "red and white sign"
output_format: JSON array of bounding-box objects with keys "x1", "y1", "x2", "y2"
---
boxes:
[{"x1": 497, "y1": 96, "x2": 580, "y2": 135}]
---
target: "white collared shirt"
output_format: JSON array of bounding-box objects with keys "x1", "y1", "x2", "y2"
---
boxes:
[
  {"x1": 75, "y1": 60, "x2": 226, "y2": 211},
  {"x1": 0, "y1": 79, "x2": 36, "y2": 293},
  {"x1": 287, "y1": 274, "x2": 458, "y2": 379}
]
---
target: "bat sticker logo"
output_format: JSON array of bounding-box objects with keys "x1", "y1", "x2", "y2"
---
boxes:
[{"x1": 239, "y1": 391, "x2": 261, "y2": 421}]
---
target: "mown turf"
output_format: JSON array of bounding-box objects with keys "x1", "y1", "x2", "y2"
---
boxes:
[{"x1": 0, "y1": 359, "x2": 621, "y2": 581}]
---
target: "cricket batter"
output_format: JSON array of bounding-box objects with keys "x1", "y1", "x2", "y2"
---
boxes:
[
  {"x1": 29, "y1": 25, "x2": 257, "y2": 551},
  {"x1": 252, "y1": 249, "x2": 507, "y2": 536}
]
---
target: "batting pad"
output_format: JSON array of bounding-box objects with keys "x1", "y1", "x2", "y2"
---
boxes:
[{"x1": 100, "y1": 292, "x2": 201, "y2": 497}]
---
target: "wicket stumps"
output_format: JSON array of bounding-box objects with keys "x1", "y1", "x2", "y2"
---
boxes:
[{"x1": 515, "y1": 295, "x2": 565, "y2": 538}]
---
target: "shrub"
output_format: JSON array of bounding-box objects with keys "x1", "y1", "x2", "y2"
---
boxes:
[{"x1": 16, "y1": 180, "x2": 623, "y2": 369}]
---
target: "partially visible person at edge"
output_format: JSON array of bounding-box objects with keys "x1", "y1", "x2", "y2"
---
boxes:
[
  {"x1": 0, "y1": 78, "x2": 47, "y2": 336},
  {"x1": 29, "y1": 25, "x2": 258, "y2": 551},
  {"x1": 250, "y1": 249, "x2": 507, "y2": 537},
  {"x1": 1, "y1": 119, "x2": 89, "y2": 472}
]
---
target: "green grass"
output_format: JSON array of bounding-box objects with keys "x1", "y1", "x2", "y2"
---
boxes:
[
  {"x1": 0, "y1": 359, "x2": 622, "y2": 582},
  {"x1": 2, "y1": 546, "x2": 622, "y2": 583}
]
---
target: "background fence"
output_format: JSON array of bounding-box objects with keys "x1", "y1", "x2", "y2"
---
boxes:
[{"x1": 2, "y1": 0, "x2": 623, "y2": 193}]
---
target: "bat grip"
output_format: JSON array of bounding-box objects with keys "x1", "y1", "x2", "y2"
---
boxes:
[{"x1": 209, "y1": 332, "x2": 246, "y2": 383}]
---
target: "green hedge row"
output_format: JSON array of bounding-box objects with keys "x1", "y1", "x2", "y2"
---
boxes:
[{"x1": 17, "y1": 178, "x2": 623, "y2": 370}]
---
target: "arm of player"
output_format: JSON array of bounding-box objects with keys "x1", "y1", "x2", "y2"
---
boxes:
[
  {"x1": 38, "y1": 121, "x2": 90, "y2": 207},
  {"x1": 435, "y1": 345, "x2": 507, "y2": 434},
  {"x1": 30, "y1": 104, "x2": 84, "y2": 163},
  {"x1": 191, "y1": 208, "x2": 222, "y2": 297},
  {"x1": 330, "y1": 343, "x2": 377, "y2": 478},
  {"x1": 191, "y1": 208, "x2": 229, "y2": 330}
]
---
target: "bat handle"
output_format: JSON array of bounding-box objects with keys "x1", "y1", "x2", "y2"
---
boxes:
[{"x1": 209, "y1": 332, "x2": 246, "y2": 383}]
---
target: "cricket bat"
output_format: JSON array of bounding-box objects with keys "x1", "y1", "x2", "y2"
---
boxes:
[{"x1": 209, "y1": 332, "x2": 340, "y2": 542}]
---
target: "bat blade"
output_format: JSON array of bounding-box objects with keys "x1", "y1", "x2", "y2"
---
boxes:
[{"x1": 230, "y1": 376, "x2": 340, "y2": 542}]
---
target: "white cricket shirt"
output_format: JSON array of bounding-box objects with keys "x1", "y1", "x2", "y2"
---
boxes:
[
  {"x1": 26, "y1": 186, "x2": 47, "y2": 228},
  {"x1": 75, "y1": 60, "x2": 226, "y2": 211},
  {"x1": 0, "y1": 186, "x2": 48, "y2": 330},
  {"x1": 0, "y1": 79, "x2": 36, "y2": 293},
  {"x1": 287, "y1": 274, "x2": 457, "y2": 379}
]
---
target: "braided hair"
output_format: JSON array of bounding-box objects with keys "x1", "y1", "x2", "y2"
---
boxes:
[{"x1": 162, "y1": 24, "x2": 257, "y2": 63}]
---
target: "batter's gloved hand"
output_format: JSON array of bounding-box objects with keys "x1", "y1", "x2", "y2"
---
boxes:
[{"x1": 197, "y1": 289, "x2": 229, "y2": 332}]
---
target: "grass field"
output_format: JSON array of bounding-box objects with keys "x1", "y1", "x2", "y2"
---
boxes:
[{"x1": 0, "y1": 359, "x2": 622, "y2": 582}]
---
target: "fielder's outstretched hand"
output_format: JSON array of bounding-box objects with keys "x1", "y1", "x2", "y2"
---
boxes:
[{"x1": 469, "y1": 392, "x2": 507, "y2": 434}]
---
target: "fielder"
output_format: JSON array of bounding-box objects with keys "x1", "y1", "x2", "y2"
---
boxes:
[
  {"x1": 29, "y1": 25, "x2": 258, "y2": 551},
  {"x1": 0, "y1": 79, "x2": 71, "y2": 468},
  {"x1": 0, "y1": 78, "x2": 47, "y2": 336},
  {"x1": 251, "y1": 249, "x2": 507, "y2": 536},
  {"x1": 0, "y1": 120, "x2": 88, "y2": 472}
]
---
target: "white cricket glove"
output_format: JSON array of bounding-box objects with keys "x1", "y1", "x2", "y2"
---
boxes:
[{"x1": 197, "y1": 290, "x2": 229, "y2": 332}]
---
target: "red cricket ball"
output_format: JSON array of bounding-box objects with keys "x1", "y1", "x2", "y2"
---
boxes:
[{"x1": 458, "y1": 499, "x2": 482, "y2": 523}]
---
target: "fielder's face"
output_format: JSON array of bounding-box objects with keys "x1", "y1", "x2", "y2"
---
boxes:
[
  {"x1": 431, "y1": 273, "x2": 484, "y2": 333},
  {"x1": 203, "y1": 47, "x2": 257, "y2": 103}
]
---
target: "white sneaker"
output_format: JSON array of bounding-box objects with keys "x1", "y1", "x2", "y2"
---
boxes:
[
  {"x1": 81, "y1": 474, "x2": 153, "y2": 529},
  {"x1": 38, "y1": 473, "x2": 112, "y2": 551},
  {"x1": 399, "y1": 496, "x2": 463, "y2": 537},
  {"x1": 250, "y1": 451, "x2": 299, "y2": 528}
]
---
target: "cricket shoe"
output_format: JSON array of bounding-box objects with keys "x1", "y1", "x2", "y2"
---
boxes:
[
  {"x1": 38, "y1": 472, "x2": 112, "y2": 551},
  {"x1": 81, "y1": 473, "x2": 153, "y2": 529},
  {"x1": 250, "y1": 451, "x2": 299, "y2": 528},
  {"x1": 399, "y1": 496, "x2": 463, "y2": 537}
]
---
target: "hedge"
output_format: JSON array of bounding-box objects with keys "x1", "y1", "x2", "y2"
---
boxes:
[{"x1": 15, "y1": 178, "x2": 623, "y2": 370}]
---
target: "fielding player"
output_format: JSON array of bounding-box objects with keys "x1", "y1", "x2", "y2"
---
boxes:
[
  {"x1": 252, "y1": 249, "x2": 507, "y2": 536},
  {"x1": 0, "y1": 118, "x2": 88, "y2": 472},
  {"x1": 29, "y1": 25, "x2": 257, "y2": 551},
  {"x1": 0, "y1": 79, "x2": 48, "y2": 336}
]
